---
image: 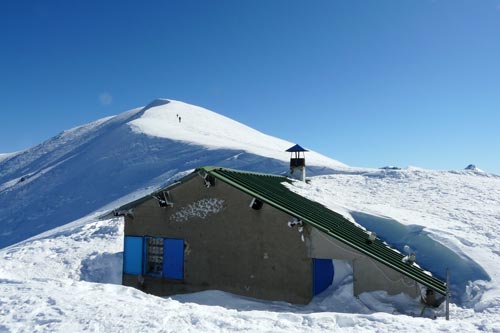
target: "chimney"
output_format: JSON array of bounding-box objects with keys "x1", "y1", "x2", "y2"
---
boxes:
[{"x1": 286, "y1": 144, "x2": 308, "y2": 182}]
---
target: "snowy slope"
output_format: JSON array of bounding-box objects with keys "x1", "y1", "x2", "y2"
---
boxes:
[
  {"x1": 1, "y1": 167, "x2": 500, "y2": 332},
  {"x1": 0, "y1": 152, "x2": 19, "y2": 163},
  {"x1": 128, "y1": 99, "x2": 344, "y2": 168},
  {"x1": 0, "y1": 99, "x2": 346, "y2": 248}
]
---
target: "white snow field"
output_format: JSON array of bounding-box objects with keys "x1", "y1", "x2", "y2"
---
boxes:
[{"x1": 1, "y1": 99, "x2": 499, "y2": 332}]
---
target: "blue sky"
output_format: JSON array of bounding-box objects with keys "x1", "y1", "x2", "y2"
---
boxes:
[{"x1": 1, "y1": 0, "x2": 499, "y2": 173}]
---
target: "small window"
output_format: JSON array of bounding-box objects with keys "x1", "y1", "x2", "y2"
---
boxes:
[
  {"x1": 204, "y1": 175, "x2": 216, "y2": 187},
  {"x1": 124, "y1": 236, "x2": 184, "y2": 280},
  {"x1": 249, "y1": 198, "x2": 263, "y2": 210},
  {"x1": 145, "y1": 237, "x2": 164, "y2": 277}
]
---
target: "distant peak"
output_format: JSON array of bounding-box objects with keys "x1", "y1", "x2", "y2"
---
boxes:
[
  {"x1": 465, "y1": 164, "x2": 484, "y2": 172},
  {"x1": 380, "y1": 166, "x2": 401, "y2": 170},
  {"x1": 143, "y1": 98, "x2": 171, "y2": 110}
]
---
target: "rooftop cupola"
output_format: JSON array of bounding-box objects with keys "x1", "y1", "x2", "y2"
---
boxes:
[{"x1": 286, "y1": 144, "x2": 308, "y2": 182}]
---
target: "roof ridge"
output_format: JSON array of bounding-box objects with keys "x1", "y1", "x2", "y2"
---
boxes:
[{"x1": 197, "y1": 166, "x2": 288, "y2": 179}]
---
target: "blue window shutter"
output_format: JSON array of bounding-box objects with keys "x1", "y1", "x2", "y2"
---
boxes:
[
  {"x1": 123, "y1": 236, "x2": 144, "y2": 275},
  {"x1": 313, "y1": 259, "x2": 334, "y2": 295},
  {"x1": 163, "y1": 238, "x2": 184, "y2": 280}
]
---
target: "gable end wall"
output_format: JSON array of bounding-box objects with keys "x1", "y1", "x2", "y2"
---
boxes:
[{"x1": 123, "y1": 175, "x2": 313, "y2": 304}]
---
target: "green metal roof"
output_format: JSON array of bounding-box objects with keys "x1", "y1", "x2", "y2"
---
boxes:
[{"x1": 197, "y1": 166, "x2": 447, "y2": 296}]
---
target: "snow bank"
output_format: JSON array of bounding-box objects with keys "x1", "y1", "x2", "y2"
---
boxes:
[
  {"x1": 349, "y1": 211, "x2": 489, "y2": 303},
  {"x1": 288, "y1": 167, "x2": 500, "y2": 310}
]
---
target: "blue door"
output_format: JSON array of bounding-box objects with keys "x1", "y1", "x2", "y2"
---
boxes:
[
  {"x1": 163, "y1": 238, "x2": 184, "y2": 280},
  {"x1": 313, "y1": 259, "x2": 334, "y2": 295},
  {"x1": 123, "y1": 236, "x2": 144, "y2": 275}
]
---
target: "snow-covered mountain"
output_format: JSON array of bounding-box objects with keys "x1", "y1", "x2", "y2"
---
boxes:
[
  {"x1": 1, "y1": 99, "x2": 500, "y2": 332},
  {"x1": 464, "y1": 164, "x2": 485, "y2": 173},
  {"x1": 0, "y1": 99, "x2": 346, "y2": 248}
]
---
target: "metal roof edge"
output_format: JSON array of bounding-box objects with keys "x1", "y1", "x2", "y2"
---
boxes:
[{"x1": 198, "y1": 166, "x2": 290, "y2": 179}]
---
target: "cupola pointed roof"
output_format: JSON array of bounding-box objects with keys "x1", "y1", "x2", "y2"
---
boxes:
[{"x1": 286, "y1": 144, "x2": 308, "y2": 152}]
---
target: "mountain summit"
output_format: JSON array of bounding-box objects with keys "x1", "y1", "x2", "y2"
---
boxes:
[
  {"x1": 0, "y1": 99, "x2": 345, "y2": 248},
  {"x1": 464, "y1": 164, "x2": 484, "y2": 172}
]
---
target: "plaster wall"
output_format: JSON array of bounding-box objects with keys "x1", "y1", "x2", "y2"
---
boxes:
[
  {"x1": 307, "y1": 227, "x2": 419, "y2": 297},
  {"x1": 123, "y1": 174, "x2": 313, "y2": 304}
]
